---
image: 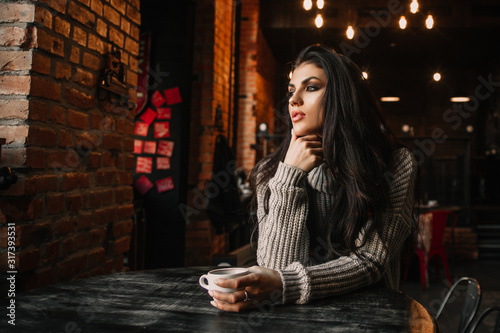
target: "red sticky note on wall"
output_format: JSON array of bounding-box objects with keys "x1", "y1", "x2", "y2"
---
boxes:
[
  {"x1": 133, "y1": 139, "x2": 144, "y2": 154},
  {"x1": 157, "y1": 140, "x2": 174, "y2": 157},
  {"x1": 152, "y1": 90, "x2": 166, "y2": 107},
  {"x1": 136, "y1": 156, "x2": 153, "y2": 173},
  {"x1": 135, "y1": 122, "x2": 149, "y2": 136},
  {"x1": 140, "y1": 107, "x2": 157, "y2": 125},
  {"x1": 154, "y1": 122, "x2": 170, "y2": 138},
  {"x1": 156, "y1": 157, "x2": 170, "y2": 170},
  {"x1": 157, "y1": 107, "x2": 171, "y2": 120},
  {"x1": 164, "y1": 87, "x2": 182, "y2": 105},
  {"x1": 134, "y1": 175, "x2": 153, "y2": 195},
  {"x1": 156, "y1": 177, "x2": 174, "y2": 193},
  {"x1": 143, "y1": 141, "x2": 157, "y2": 154}
]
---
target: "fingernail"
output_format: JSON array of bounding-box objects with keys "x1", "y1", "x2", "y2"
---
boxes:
[
  {"x1": 208, "y1": 290, "x2": 214, "y2": 297},
  {"x1": 210, "y1": 300, "x2": 217, "y2": 307}
]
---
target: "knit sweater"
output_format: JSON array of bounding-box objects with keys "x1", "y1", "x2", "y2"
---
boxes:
[{"x1": 256, "y1": 148, "x2": 417, "y2": 304}]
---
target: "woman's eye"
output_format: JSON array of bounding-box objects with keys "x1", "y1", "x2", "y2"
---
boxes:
[
  {"x1": 306, "y1": 86, "x2": 318, "y2": 91},
  {"x1": 287, "y1": 91, "x2": 294, "y2": 97}
]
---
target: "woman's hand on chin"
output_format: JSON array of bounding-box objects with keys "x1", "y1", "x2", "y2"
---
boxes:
[
  {"x1": 284, "y1": 129, "x2": 323, "y2": 172},
  {"x1": 208, "y1": 266, "x2": 283, "y2": 312}
]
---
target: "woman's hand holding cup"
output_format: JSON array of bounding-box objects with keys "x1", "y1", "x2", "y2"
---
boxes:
[{"x1": 199, "y1": 266, "x2": 283, "y2": 313}]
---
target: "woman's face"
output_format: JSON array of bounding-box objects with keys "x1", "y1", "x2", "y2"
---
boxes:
[{"x1": 288, "y1": 62, "x2": 327, "y2": 137}]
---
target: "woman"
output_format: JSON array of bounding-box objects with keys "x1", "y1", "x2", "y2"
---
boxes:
[{"x1": 208, "y1": 45, "x2": 417, "y2": 312}]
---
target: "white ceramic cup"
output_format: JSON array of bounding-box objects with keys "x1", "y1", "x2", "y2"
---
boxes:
[{"x1": 198, "y1": 267, "x2": 249, "y2": 293}]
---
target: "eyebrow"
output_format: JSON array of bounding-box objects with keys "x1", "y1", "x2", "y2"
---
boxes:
[{"x1": 288, "y1": 76, "x2": 321, "y2": 88}]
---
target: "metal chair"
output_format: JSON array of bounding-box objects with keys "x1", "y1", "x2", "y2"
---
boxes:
[
  {"x1": 468, "y1": 306, "x2": 500, "y2": 333},
  {"x1": 435, "y1": 277, "x2": 482, "y2": 333}
]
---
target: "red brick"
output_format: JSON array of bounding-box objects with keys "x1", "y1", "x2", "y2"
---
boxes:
[
  {"x1": 102, "y1": 133, "x2": 122, "y2": 150},
  {"x1": 0, "y1": 99, "x2": 29, "y2": 119},
  {"x1": 125, "y1": 37, "x2": 139, "y2": 56},
  {"x1": 94, "y1": 207, "x2": 117, "y2": 225},
  {"x1": 89, "y1": 152, "x2": 101, "y2": 168},
  {"x1": 0, "y1": 75, "x2": 30, "y2": 95},
  {"x1": 55, "y1": 61, "x2": 72, "y2": 80},
  {"x1": 0, "y1": 124, "x2": 28, "y2": 146},
  {"x1": 89, "y1": 226, "x2": 106, "y2": 244},
  {"x1": 87, "y1": 247, "x2": 105, "y2": 267},
  {"x1": 16, "y1": 223, "x2": 52, "y2": 248},
  {"x1": 36, "y1": 29, "x2": 64, "y2": 57},
  {"x1": 18, "y1": 248, "x2": 40, "y2": 272},
  {"x1": 113, "y1": 235, "x2": 130, "y2": 255},
  {"x1": 79, "y1": 0, "x2": 91, "y2": 7},
  {"x1": 114, "y1": 254, "x2": 125, "y2": 272},
  {"x1": 70, "y1": 46, "x2": 81, "y2": 64},
  {"x1": 130, "y1": 24, "x2": 139, "y2": 41},
  {"x1": 124, "y1": 137, "x2": 134, "y2": 152},
  {"x1": 0, "y1": 147, "x2": 26, "y2": 169},
  {"x1": 103, "y1": 5, "x2": 120, "y2": 26},
  {"x1": 88, "y1": 33, "x2": 106, "y2": 53},
  {"x1": 35, "y1": 5, "x2": 53, "y2": 28},
  {"x1": 56, "y1": 252, "x2": 87, "y2": 280},
  {"x1": 59, "y1": 129, "x2": 73, "y2": 147},
  {"x1": 67, "y1": 193, "x2": 83, "y2": 212},
  {"x1": 65, "y1": 87, "x2": 94, "y2": 109},
  {"x1": 88, "y1": 266, "x2": 104, "y2": 277},
  {"x1": 0, "y1": 26, "x2": 28, "y2": 47},
  {"x1": 26, "y1": 147, "x2": 46, "y2": 168},
  {"x1": 125, "y1": 154, "x2": 135, "y2": 169},
  {"x1": 73, "y1": 232, "x2": 89, "y2": 252},
  {"x1": 117, "y1": 203, "x2": 134, "y2": 219},
  {"x1": 49, "y1": 105, "x2": 66, "y2": 124},
  {"x1": 47, "y1": 192, "x2": 65, "y2": 214},
  {"x1": 27, "y1": 125, "x2": 57, "y2": 146},
  {"x1": 129, "y1": 0, "x2": 140, "y2": 10},
  {"x1": 73, "y1": 67, "x2": 96, "y2": 88},
  {"x1": 79, "y1": 210, "x2": 93, "y2": 228},
  {"x1": 91, "y1": 0, "x2": 103, "y2": 16},
  {"x1": 73, "y1": 25, "x2": 87, "y2": 47},
  {"x1": 38, "y1": 0, "x2": 66, "y2": 14},
  {"x1": 0, "y1": 3, "x2": 35, "y2": 23},
  {"x1": 56, "y1": 216, "x2": 78, "y2": 235},
  {"x1": 112, "y1": 219, "x2": 132, "y2": 237},
  {"x1": 124, "y1": 186, "x2": 133, "y2": 201},
  {"x1": 109, "y1": 26, "x2": 124, "y2": 48},
  {"x1": 47, "y1": 150, "x2": 73, "y2": 168},
  {"x1": 32, "y1": 52, "x2": 50, "y2": 75},
  {"x1": 67, "y1": 109, "x2": 89, "y2": 129},
  {"x1": 28, "y1": 99, "x2": 48, "y2": 121},
  {"x1": 54, "y1": 16, "x2": 70, "y2": 37},
  {"x1": 31, "y1": 76, "x2": 61, "y2": 101},
  {"x1": 82, "y1": 51, "x2": 101, "y2": 71},
  {"x1": 42, "y1": 241, "x2": 60, "y2": 263},
  {"x1": 96, "y1": 18, "x2": 107, "y2": 37},
  {"x1": 101, "y1": 151, "x2": 115, "y2": 167},
  {"x1": 68, "y1": 1, "x2": 95, "y2": 28},
  {"x1": 24, "y1": 175, "x2": 58, "y2": 194},
  {"x1": 62, "y1": 173, "x2": 89, "y2": 191},
  {"x1": 0, "y1": 50, "x2": 32, "y2": 71},
  {"x1": 120, "y1": 18, "x2": 130, "y2": 34},
  {"x1": 127, "y1": 5, "x2": 140, "y2": 25}
]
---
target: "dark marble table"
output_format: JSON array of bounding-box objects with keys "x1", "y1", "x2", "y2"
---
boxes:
[{"x1": 3, "y1": 267, "x2": 438, "y2": 332}]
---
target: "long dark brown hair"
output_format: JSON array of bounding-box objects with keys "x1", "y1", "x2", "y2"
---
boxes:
[{"x1": 249, "y1": 45, "x2": 405, "y2": 258}]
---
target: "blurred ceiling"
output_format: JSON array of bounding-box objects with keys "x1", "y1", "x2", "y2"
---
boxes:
[{"x1": 259, "y1": 0, "x2": 500, "y2": 72}]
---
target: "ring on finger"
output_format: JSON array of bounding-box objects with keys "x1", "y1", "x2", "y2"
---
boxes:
[{"x1": 244, "y1": 290, "x2": 250, "y2": 302}]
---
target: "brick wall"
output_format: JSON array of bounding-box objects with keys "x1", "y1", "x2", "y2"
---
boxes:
[{"x1": 0, "y1": 0, "x2": 140, "y2": 290}]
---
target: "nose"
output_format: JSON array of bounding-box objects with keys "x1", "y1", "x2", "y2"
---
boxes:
[{"x1": 289, "y1": 91, "x2": 303, "y2": 106}]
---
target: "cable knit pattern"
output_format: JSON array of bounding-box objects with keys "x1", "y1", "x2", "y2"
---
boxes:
[{"x1": 256, "y1": 148, "x2": 417, "y2": 304}]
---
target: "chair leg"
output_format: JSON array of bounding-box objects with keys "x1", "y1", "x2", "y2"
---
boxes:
[{"x1": 440, "y1": 255, "x2": 452, "y2": 285}]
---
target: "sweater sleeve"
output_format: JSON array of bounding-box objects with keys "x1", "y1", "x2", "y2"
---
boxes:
[
  {"x1": 256, "y1": 162, "x2": 311, "y2": 270},
  {"x1": 278, "y1": 149, "x2": 417, "y2": 304}
]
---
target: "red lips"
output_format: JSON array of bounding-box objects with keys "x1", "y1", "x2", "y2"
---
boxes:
[{"x1": 291, "y1": 110, "x2": 306, "y2": 122}]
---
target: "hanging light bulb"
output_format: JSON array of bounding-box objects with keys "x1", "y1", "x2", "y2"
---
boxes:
[
  {"x1": 303, "y1": 0, "x2": 312, "y2": 10},
  {"x1": 410, "y1": 0, "x2": 419, "y2": 14},
  {"x1": 399, "y1": 16, "x2": 407, "y2": 29},
  {"x1": 433, "y1": 72, "x2": 441, "y2": 81},
  {"x1": 317, "y1": 0, "x2": 324, "y2": 9},
  {"x1": 426, "y1": 15, "x2": 434, "y2": 29},
  {"x1": 288, "y1": 71, "x2": 293, "y2": 80},
  {"x1": 362, "y1": 72, "x2": 368, "y2": 79},
  {"x1": 315, "y1": 14, "x2": 324, "y2": 28},
  {"x1": 346, "y1": 26, "x2": 354, "y2": 39}
]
